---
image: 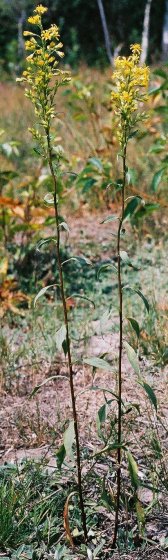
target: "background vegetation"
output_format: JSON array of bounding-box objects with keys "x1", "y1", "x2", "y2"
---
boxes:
[{"x1": 0, "y1": 0, "x2": 167, "y2": 73}]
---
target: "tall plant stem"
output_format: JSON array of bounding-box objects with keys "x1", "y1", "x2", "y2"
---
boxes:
[
  {"x1": 46, "y1": 130, "x2": 87, "y2": 542},
  {"x1": 112, "y1": 135, "x2": 127, "y2": 548}
]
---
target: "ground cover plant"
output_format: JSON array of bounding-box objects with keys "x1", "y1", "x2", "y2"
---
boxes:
[{"x1": 0, "y1": 4, "x2": 168, "y2": 560}]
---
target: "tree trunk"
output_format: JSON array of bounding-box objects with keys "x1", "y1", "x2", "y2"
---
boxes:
[
  {"x1": 140, "y1": 0, "x2": 152, "y2": 64},
  {"x1": 162, "y1": 0, "x2": 168, "y2": 61},
  {"x1": 97, "y1": 0, "x2": 113, "y2": 64},
  {"x1": 18, "y1": 8, "x2": 26, "y2": 59}
]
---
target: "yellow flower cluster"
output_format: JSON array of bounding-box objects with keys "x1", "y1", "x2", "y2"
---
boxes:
[
  {"x1": 111, "y1": 44, "x2": 149, "y2": 147},
  {"x1": 34, "y1": 4, "x2": 47, "y2": 14},
  {"x1": 28, "y1": 14, "x2": 41, "y2": 25},
  {"x1": 27, "y1": 4, "x2": 47, "y2": 25},
  {"x1": 42, "y1": 25, "x2": 60, "y2": 41},
  {"x1": 17, "y1": 4, "x2": 71, "y2": 140}
]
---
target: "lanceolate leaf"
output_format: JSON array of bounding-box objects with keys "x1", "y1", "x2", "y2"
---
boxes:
[
  {"x1": 151, "y1": 168, "x2": 164, "y2": 192},
  {"x1": 44, "y1": 193, "x2": 54, "y2": 204},
  {"x1": 97, "y1": 262, "x2": 117, "y2": 279},
  {"x1": 97, "y1": 403, "x2": 107, "y2": 432},
  {"x1": 139, "y1": 381, "x2": 157, "y2": 412},
  {"x1": 88, "y1": 157, "x2": 103, "y2": 171},
  {"x1": 120, "y1": 250, "x2": 139, "y2": 270},
  {"x1": 100, "y1": 215, "x2": 118, "y2": 224},
  {"x1": 66, "y1": 294, "x2": 95, "y2": 307},
  {"x1": 127, "y1": 317, "x2": 140, "y2": 339},
  {"x1": 56, "y1": 325, "x2": 66, "y2": 352},
  {"x1": 83, "y1": 357, "x2": 112, "y2": 372},
  {"x1": 62, "y1": 256, "x2": 91, "y2": 266},
  {"x1": 30, "y1": 375, "x2": 68, "y2": 397},
  {"x1": 124, "y1": 341, "x2": 140, "y2": 375},
  {"x1": 59, "y1": 221, "x2": 70, "y2": 233},
  {"x1": 36, "y1": 237, "x2": 56, "y2": 251},
  {"x1": 123, "y1": 285, "x2": 150, "y2": 313},
  {"x1": 63, "y1": 421, "x2": 75, "y2": 458},
  {"x1": 56, "y1": 444, "x2": 66, "y2": 470},
  {"x1": 127, "y1": 452, "x2": 139, "y2": 490},
  {"x1": 34, "y1": 284, "x2": 57, "y2": 306},
  {"x1": 123, "y1": 196, "x2": 141, "y2": 220}
]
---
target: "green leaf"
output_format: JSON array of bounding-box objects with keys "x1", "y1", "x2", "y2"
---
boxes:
[
  {"x1": 153, "y1": 68, "x2": 168, "y2": 79},
  {"x1": 139, "y1": 381, "x2": 157, "y2": 412},
  {"x1": 34, "y1": 284, "x2": 57, "y2": 307},
  {"x1": 82, "y1": 178, "x2": 97, "y2": 193},
  {"x1": 120, "y1": 250, "x2": 139, "y2": 270},
  {"x1": 59, "y1": 221, "x2": 70, "y2": 233},
  {"x1": 44, "y1": 193, "x2": 54, "y2": 204},
  {"x1": 127, "y1": 317, "x2": 140, "y2": 339},
  {"x1": 124, "y1": 341, "x2": 140, "y2": 375},
  {"x1": 127, "y1": 451, "x2": 139, "y2": 490},
  {"x1": 128, "y1": 130, "x2": 138, "y2": 139},
  {"x1": 67, "y1": 294, "x2": 95, "y2": 307},
  {"x1": 151, "y1": 168, "x2": 164, "y2": 191},
  {"x1": 100, "y1": 477, "x2": 113, "y2": 511},
  {"x1": 88, "y1": 157, "x2": 103, "y2": 171},
  {"x1": 56, "y1": 325, "x2": 66, "y2": 352},
  {"x1": 100, "y1": 215, "x2": 118, "y2": 224},
  {"x1": 123, "y1": 197, "x2": 141, "y2": 220},
  {"x1": 62, "y1": 256, "x2": 91, "y2": 266},
  {"x1": 149, "y1": 141, "x2": 166, "y2": 154},
  {"x1": 77, "y1": 385, "x2": 119, "y2": 402},
  {"x1": 56, "y1": 444, "x2": 66, "y2": 470},
  {"x1": 63, "y1": 421, "x2": 75, "y2": 458},
  {"x1": 155, "y1": 106, "x2": 168, "y2": 114},
  {"x1": 97, "y1": 262, "x2": 117, "y2": 279},
  {"x1": 36, "y1": 237, "x2": 56, "y2": 251},
  {"x1": 120, "y1": 250, "x2": 130, "y2": 263},
  {"x1": 97, "y1": 404, "x2": 107, "y2": 432},
  {"x1": 83, "y1": 357, "x2": 112, "y2": 371},
  {"x1": 126, "y1": 167, "x2": 137, "y2": 185},
  {"x1": 136, "y1": 500, "x2": 145, "y2": 527},
  {"x1": 30, "y1": 375, "x2": 68, "y2": 398},
  {"x1": 132, "y1": 203, "x2": 159, "y2": 222},
  {"x1": 123, "y1": 285, "x2": 150, "y2": 313}
]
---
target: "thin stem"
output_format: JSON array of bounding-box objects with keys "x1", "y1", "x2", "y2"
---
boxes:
[
  {"x1": 112, "y1": 130, "x2": 127, "y2": 548},
  {"x1": 46, "y1": 129, "x2": 87, "y2": 542}
]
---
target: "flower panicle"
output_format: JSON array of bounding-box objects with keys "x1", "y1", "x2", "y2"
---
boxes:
[
  {"x1": 17, "y1": 4, "x2": 71, "y2": 138},
  {"x1": 111, "y1": 43, "x2": 149, "y2": 147}
]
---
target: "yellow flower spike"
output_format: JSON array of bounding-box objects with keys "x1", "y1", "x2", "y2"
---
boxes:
[
  {"x1": 34, "y1": 5, "x2": 48, "y2": 14},
  {"x1": 111, "y1": 43, "x2": 149, "y2": 148},
  {"x1": 18, "y1": 4, "x2": 71, "y2": 150}
]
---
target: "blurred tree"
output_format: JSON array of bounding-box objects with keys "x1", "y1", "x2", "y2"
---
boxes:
[
  {"x1": 140, "y1": 0, "x2": 152, "y2": 63},
  {"x1": 0, "y1": 0, "x2": 34, "y2": 71},
  {"x1": 97, "y1": 0, "x2": 113, "y2": 64},
  {"x1": 162, "y1": 0, "x2": 168, "y2": 60}
]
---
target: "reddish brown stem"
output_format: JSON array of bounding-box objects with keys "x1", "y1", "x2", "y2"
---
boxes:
[
  {"x1": 112, "y1": 136, "x2": 127, "y2": 548},
  {"x1": 46, "y1": 131, "x2": 87, "y2": 542}
]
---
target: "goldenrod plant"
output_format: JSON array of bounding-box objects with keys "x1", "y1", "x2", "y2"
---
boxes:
[
  {"x1": 17, "y1": 4, "x2": 87, "y2": 541},
  {"x1": 111, "y1": 44, "x2": 150, "y2": 547}
]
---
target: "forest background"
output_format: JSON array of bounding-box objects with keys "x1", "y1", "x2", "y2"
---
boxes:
[{"x1": 0, "y1": 0, "x2": 167, "y2": 73}]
